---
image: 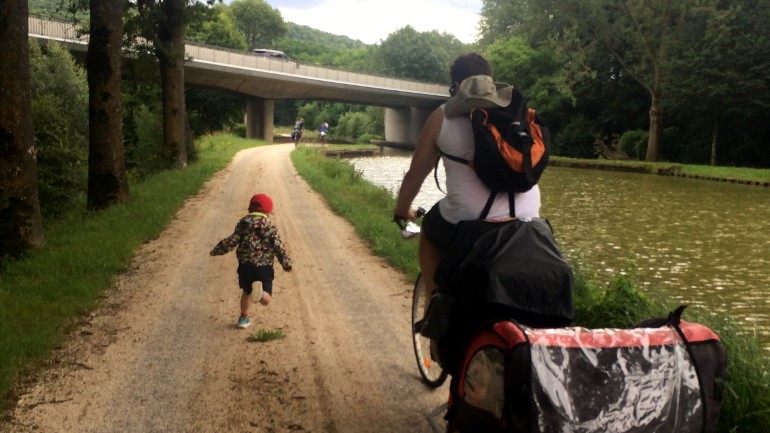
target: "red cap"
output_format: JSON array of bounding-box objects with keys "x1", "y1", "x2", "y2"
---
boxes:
[{"x1": 248, "y1": 193, "x2": 273, "y2": 213}]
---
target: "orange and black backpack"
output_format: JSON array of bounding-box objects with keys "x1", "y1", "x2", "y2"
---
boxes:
[{"x1": 439, "y1": 89, "x2": 550, "y2": 219}]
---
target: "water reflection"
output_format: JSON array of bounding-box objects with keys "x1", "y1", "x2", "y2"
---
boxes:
[{"x1": 349, "y1": 153, "x2": 770, "y2": 344}]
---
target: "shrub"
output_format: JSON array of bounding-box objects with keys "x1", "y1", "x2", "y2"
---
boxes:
[
  {"x1": 618, "y1": 129, "x2": 648, "y2": 160},
  {"x1": 29, "y1": 40, "x2": 89, "y2": 216},
  {"x1": 554, "y1": 115, "x2": 598, "y2": 158}
]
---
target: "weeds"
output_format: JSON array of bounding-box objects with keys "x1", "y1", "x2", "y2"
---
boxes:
[{"x1": 247, "y1": 329, "x2": 286, "y2": 342}]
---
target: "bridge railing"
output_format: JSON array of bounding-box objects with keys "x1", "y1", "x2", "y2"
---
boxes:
[{"x1": 28, "y1": 16, "x2": 448, "y2": 96}]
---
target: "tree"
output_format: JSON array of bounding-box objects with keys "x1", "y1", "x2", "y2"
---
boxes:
[
  {"x1": 665, "y1": 0, "x2": 770, "y2": 166},
  {"x1": 187, "y1": 2, "x2": 247, "y2": 50},
  {"x1": 136, "y1": 0, "x2": 188, "y2": 168},
  {"x1": 87, "y1": 0, "x2": 130, "y2": 210},
  {"x1": 30, "y1": 40, "x2": 89, "y2": 215},
  {"x1": 526, "y1": 0, "x2": 699, "y2": 161},
  {"x1": 478, "y1": 0, "x2": 530, "y2": 46},
  {"x1": 378, "y1": 26, "x2": 465, "y2": 83},
  {"x1": 0, "y1": 0, "x2": 46, "y2": 259},
  {"x1": 228, "y1": 0, "x2": 287, "y2": 49}
]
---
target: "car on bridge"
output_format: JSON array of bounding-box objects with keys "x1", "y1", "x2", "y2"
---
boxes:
[{"x1": 252, "y1": 49, "x2": 290, "y2": 61}]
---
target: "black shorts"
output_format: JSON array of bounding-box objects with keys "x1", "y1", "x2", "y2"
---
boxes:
[
  {"x1": 237, "y1": 263, "x2": 274, "y2": 295},
  {"x1": 422, "y1": 202, "x2": 457, "y2": 253}
]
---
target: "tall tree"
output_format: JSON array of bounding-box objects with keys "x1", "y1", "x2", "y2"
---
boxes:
[
  {"x1": 0, "y1": 0, "x2": 46, "y2": 258},
  {"x1": 228, "y1": 0, "x2": 287, "y2": 49},
  {"x1": 378, "y1": 26, "x2": 464, "y2": 83},
  {"x1": 137, "y1": 0, "x2": 188, "y2": 168},
  {"x1": 87, "y1": 0, "x2": 130, "y2": 210},
  {"x1": 526, "y1": 0, "x2": 699, "y2": 161}
]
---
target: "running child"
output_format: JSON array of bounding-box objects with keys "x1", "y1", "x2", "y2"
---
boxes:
[{"x1": 210, "y1": 193, "x2": 292, "y2": 329}]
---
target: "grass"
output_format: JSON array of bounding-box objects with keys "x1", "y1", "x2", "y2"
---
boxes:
[
  {"x1": 0, "y1": 133, "x2": 258, "y2": 411},
  {"x1": 551, "y1": 156, "x2": 770, "y2": 183},
  {"x1": 292, "y1": 146, "x2": 770, "y2": 433},
  {"x1": 247, "y1": 329, "x2": 286, "y2": 342}
]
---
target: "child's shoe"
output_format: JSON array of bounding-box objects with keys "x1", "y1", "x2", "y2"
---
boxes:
[{"x1": 236, "y1": 316, "x2": 252, "y2": 329}]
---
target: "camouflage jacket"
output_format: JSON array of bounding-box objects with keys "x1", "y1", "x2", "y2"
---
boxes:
[{"x1": 210, "y1": 212, "x2": 292, "y2": 269}]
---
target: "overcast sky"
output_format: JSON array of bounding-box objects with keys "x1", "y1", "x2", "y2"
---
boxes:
[{"x1": 262, "y1": 0, "x2": 483, "y2": 45}]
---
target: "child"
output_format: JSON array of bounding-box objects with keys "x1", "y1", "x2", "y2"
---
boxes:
[{"x1": 210, "y1": 193, "x2": 292, "y2": 329}]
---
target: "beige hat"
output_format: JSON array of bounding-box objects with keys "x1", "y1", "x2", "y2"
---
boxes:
[{"x1": 443, "y1": 75, "x2": 513, "y2": 118}]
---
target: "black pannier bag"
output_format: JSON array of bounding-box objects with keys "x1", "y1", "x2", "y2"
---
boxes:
[
  {"x1": 447, "y1": 308, "x2": 727, "y2": 433},
  {"x1": 419, "y1": 217, "x2": 574, "y2": 375}
]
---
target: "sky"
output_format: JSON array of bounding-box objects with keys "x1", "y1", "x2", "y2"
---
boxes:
[{"x1": 262, "y1": 0, "x2": 483, "y2": 45}]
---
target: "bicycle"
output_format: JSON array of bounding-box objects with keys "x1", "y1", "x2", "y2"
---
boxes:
[{"x1": 394, "y1": 208, "x2": 449, "y2": 389}]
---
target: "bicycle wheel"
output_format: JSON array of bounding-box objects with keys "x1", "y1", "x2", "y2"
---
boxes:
[{"x1": 412, "y1": 273, "x2": 448, "y2": 388}]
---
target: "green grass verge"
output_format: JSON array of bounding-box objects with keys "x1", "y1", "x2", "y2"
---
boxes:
[
  {"x1": 292, "y1": 146, "x2": 770, "y2": 433},
  {"x1": 551, "y1": 156, "x2": 770, "y2": 184},
  {"x1": 0, "y1": 133, "x2": 258, "y2": 410}
]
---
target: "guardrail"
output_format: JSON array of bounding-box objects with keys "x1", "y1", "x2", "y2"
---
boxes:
[{"x1": 27, "y1": 16, "x2": 448, "y2": 95}]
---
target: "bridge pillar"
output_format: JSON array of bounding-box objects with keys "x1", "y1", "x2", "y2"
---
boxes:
[
  {"x1": 384, "y1": 107, "x2": 433, "y2": 147},
  {"x1": 245, "y1": 97, "x2": 274, "y2": 142}
]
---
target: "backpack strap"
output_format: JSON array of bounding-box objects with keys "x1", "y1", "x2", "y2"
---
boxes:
[
  {"x1": 478, "y1": 191, "x2": 516, "y2": 220},
  {"x1": 479, "y1": 192, "x2": 496, "y2": 220},
  {"x1": 434, "y1": 150, "x2": 470, "y2": 194}
]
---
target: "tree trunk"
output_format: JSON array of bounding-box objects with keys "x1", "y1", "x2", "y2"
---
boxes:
[
  {"x1": 87, "y1": 0, "x2": 130, "y2": 211},
  {"x1": 158, "y1": 0, "x2": 188, "y2": 169},
  {"x1": 710, "y1": 119, "x2": 718, "y2": 166},
  {"x1": 646, "y1": 93, "x2": 662, "y2": 162},
  {"x1": 0, "y1": 0, "x2": 45, "y2": 258}
]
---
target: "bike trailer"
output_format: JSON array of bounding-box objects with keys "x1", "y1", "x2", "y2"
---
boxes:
[{"x1": 446, "y1": 307, "x2": 727, "y2": 433}]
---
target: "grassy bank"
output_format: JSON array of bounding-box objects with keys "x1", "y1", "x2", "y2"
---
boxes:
[
  {"x1": 550, "y1": 156, "x2": 770, "y2": 185},
  {"x1": 0, "y1": 134, "x2": 257, "y2": 410},
  {"x1": 292, "y1": 146, "x2": 770, "y2": 433}
]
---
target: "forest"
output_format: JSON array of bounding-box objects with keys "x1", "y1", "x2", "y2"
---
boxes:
[{"x1": 2, "y1": 0, "x2": 769, "y2": 260}]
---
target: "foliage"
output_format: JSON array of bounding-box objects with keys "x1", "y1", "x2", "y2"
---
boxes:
[
  {"x1": 552, "y1": 115, "x2": 597, "y2": 159},
  {"x1": 276, "y1": 22, "x2": 369, "y2": 67},
  {"x1": 28, "y1": 40, "x2": 89, "y2": 217},
  {"x1": 618, "y1": 129, "x2": 648, "y2": 161},
  {"x1": 187, "y1": 2, "x2": 248, "y2": 50},
  {"x1": 227, "y1": 0, "x2": 287, "y2": 49},
  {"x1": 377, "y1": 26, "x2": 467, "y2": 84}
]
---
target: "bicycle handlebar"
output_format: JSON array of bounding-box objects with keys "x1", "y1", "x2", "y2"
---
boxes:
[{"x1": 394, "y1": 207, "x2": 426, "y2": 239}]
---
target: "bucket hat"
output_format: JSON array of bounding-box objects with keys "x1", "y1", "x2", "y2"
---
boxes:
[{"x1": 443, "y1": 75, "x2": 513, "y2": 118}]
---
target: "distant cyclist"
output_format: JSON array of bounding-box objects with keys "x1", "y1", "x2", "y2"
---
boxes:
[
  {"x1": 318, "y1": 120, "x2": 329, "y2": 145},
  {"x1": 292, "y1": 117, "x2": 304, "y2": 147}
]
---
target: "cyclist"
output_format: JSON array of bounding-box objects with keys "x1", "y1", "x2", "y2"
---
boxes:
[
  {"x1": 292, "y1": 117, "x2": 304, "y2": 147},
  {"x1": 318, "y1": 120, "x2": 329, "y2": 145},
  {"x1": 392, "y1": 52, "x2": 541, "y2": 301}
]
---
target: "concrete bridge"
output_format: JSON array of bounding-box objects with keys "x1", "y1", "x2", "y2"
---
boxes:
[{"x1": 28, "y1": 16, "x2": 450, "y2": 145}]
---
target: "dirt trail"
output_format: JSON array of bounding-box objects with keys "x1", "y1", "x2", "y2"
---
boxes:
[{"x1": 2, "y1": 144, "x2": 447, "y2": 433}]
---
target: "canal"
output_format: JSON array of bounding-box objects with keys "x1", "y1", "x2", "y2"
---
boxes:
[{"x1": 348, "y1": 150, "x2": 770, "y2": 345}]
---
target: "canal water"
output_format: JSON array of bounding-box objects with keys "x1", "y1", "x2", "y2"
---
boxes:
[{"x1": 349, "y1": 150, "x2": 770, "y2": 345}]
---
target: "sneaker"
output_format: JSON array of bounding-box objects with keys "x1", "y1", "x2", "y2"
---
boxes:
[
  {"x1": 236, "y1": 316, "x2": 252, "y2": 329},
  {"x1": 250, "y1": 282, "x2": 264, "y2": 304}
]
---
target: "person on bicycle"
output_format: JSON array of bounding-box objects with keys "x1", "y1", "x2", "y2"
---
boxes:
[
  {"x1": 292, "y1": 117, "x2": 304, "y2": 146},
  {"x1": 210, "y1": 193, "x2": 293, "y2": 329},
  {"x1": 392, "y1": 53, "x2": 541, "y2": 297},
  {"x1": 318, "y1": 120, "x2": 329, "y2": 145}
]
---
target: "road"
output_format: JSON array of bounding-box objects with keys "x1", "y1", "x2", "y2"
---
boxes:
[{"x1": 2, "y1": 144, "x2": 447, "y2": 433}]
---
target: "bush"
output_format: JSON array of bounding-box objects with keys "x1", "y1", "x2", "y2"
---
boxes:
[
  {"x1": 554, "y1": 115, "x2": 598, "y2": 158},
  {"x1": 127, "y1": 104, "x2": 166, "y2": 179},
  {"x1": 29, "y1": 40, "x2": 89, "y2": 216},
  {"x1": 618, "y1": 129, "x2": 648, "y2": 160}
]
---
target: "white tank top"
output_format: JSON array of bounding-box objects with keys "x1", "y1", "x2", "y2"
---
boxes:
[{"x1": 437, "y1": 106, "x2": 541, "y2": 224}]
